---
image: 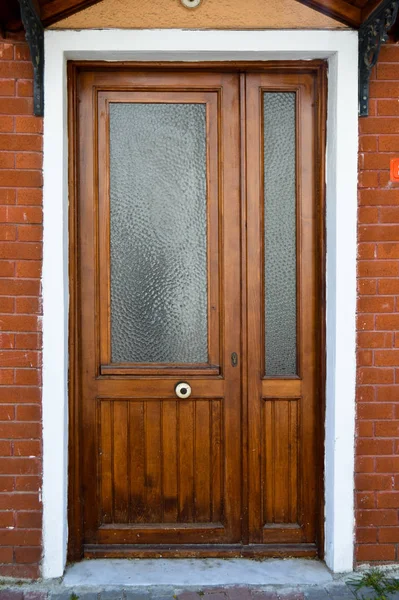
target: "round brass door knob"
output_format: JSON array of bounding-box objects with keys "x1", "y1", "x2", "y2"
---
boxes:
[{"x1": 175, "y1": 382, "x2": 192, "y2": 399}]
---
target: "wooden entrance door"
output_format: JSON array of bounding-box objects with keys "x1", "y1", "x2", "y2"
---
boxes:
[{"x1": 69, "y1": 65, "x2": 325, "y2": 559}]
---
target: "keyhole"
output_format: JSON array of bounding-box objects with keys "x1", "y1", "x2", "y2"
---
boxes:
[{"x1": 180, "y1": 388, "x2": 188, "y2": 395}]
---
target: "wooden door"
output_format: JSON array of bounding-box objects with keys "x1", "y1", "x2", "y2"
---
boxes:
[
  {"x1": 74, "y1": 70, "x2": 242, "y2": 555},
  {"x1": 245, "y1": 72, "x2": 324, "y2": 552},
  {"x1": 69, "y1": 64, "x2": 325, "y2": 559}
]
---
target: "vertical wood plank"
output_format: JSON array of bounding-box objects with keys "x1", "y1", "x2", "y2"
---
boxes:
[
  {"x1": 194, "y1": 400, "x2": 211, "y2": 522},
  {"x1": 113, "y1": 400, "x2": 129, "y2": 523},
  {"x1": 100, "y1": 400, "x2": 113, "y2": 523},
  {"x1": 289, "y1": 400, "x2": 299, "y2": 523},
  {"x1": 211, "y1": 400, "x2": 223, "y2": 522},
  {"x1": 273, "y1": 400, "x2": 290, "y2": 523},
  {"x1": 145, "y1": 400, "x2": 162, "y2": 522},
  {"x1": 264, "y1": 399, "x2": 273, "y2": 524},
  {"x1": 129, "y1": 401, "x2": 146, "y2": 523},
  {"x1": 178, "y1": 400, "x2": 195, "y2": 522},
  {"x1": 162, "y1": 400, "x2": 178, "y2": 522}
]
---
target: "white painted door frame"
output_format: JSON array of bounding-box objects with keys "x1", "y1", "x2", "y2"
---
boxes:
[{"x1": 42, "y1": 28, "x2": 358, "y2": 578}]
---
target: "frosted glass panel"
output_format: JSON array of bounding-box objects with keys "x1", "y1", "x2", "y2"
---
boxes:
[
  {"x1": 109, "y1": 103, "x2": 208, "y2": 364},
  {"x1": 263, "y1": 93, "x2": 297, "y2": 376}
]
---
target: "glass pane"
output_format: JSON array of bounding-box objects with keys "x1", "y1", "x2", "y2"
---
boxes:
[
  {"x1": 109, "y1": 103, "x2": 208, "y2": 364},
  {"x1": 264, "y1": 93, "x2": 297, "y2": 376}
]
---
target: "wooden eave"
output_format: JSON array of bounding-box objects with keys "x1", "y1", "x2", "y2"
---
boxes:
[{"x1": 0, "y1": 0, "x2": 396, "y2": 31}]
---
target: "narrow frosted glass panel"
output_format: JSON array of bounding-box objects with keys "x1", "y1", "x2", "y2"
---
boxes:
[
  {"x1": 264, "y1": 93, "x2": 297, "y2": 376},
  {"x1": 109, "y1": 103, "x2": 208, "y2": 364}
]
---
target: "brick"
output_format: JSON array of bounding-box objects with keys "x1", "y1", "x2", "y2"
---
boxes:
[
  {"x1": 0, "y1": 405, "x2": 14, "y2": 420},
  {"x1": 358, "y1": 332, "x2": 393, "y2": 348},
  {"x1": 0, "y1": 370, "x2": 14, "y2": 384},
  {"x1": 355, "y1": 474, "x2": 393, "y2": 491},
  {"x1": 15, "y1": 476, "x2": 40, "y2": 492},
  {"x1": 15, "y1": 152, "x2": 42, "y2": 170},
  {"x1": 375, "y1": 420, "x2": 399, "y2": 436},
  {"x1": 357, "y1": 438, "x2": 393, "y2": 455},
  {"x1": 379, "y1": 208, "x2": 399, "y2": 224},
  {"x1": 0, "y1": 189, "x2": 16, "y2": 206},
  {"x1": 0, "y1": 96, "x2": 33, "y2": 114},
  {"x1": 0, "y1": 441, "x2": 11, "y2": 455},
  {"x1": 361, "y1": 189, "x2": 399, "y2": 205},
  {"x1": 15, "y1": 116, "x2": 43, "y2": 134},
  {"x1": 0, "y1": 116, "x2": 13, "y2": 133},
  {"x1": 0, "y1": 492, "x2": 40, "y2": 511},
  {"x1": 357, "y1": 350, "x2": 373, "y2": 367},
  {"x1": 358, "y1": 403, "x2": 394, "y2": 419},
  {"x1": 358, "y1": 243, "x2": 376, "y2": 259},
  {"x1": 377, "y1": 386, "x2": 399, "y2": 401},
  {"x1": 359, "y1": 136, "x2": 378, "y2": 152},
  {"x1": 0, "y1": 388, "x2": 40, "y2": 403},
  {"x1": 0, "y1": 152, "x2": 15, "y2": 168},
  {"x1": 15, "y1": 260, "x2": 41, "y2": 278},
  {"x1": 379, "y1": 134, "x2": 399, "y2": 149},
  {"x1": 361, "y1": 118, "x2": 399, "y2": 134},
  {"x1": 0, "y1": 80, "x2": 15, "y2": 97},
  {"x1": 15, "y1": 511, "x2": 41, "y2": 529},
  {"x1": 0, "y1": 547, "x2": 13, "y2": 563},
  {"x1": 16, "y1": 189, "x2": 41, "y2": 206},
  {"x1": 370, "y1": 81, "x2": 399, "y2": 98},
  {"x1": 0, "y1": 279, "x2": 40, "y2": 295},
  {"x1": 14, "y1": 45, "x2": 31, "y2": 61},
  {"x1": 0, "y1": 224, "x2": 16, "y2": 240},
  {"x1": 357, "y1": 367, "x2": 394, "y2": 384},
  {"x1": 379, "y1": 279, "x2": 399, "y2": 294},
  {"x1": 0, "y1": 169, "x2": 42, "y2": 187},
  {"x1": 15, "y1": 369, "x2": 41, "y2": 386},
  {"x1": 0, "y1": 350, "x2": 39, "y2": 368},
  {"x1": 377, "y1": 64, "x2": 399, "y2": 80},
  {"x1": 0, "y1": 333, "x2": 14, "y2": 349},
  {"x1": 378, "y1": 45, "x2": 399, "y2": 61},
  {"x1": 15, "y1": 334, "x2": 41, "y2": 350},
  {"x1": 0, "y1": 563, "x2": 39, "y2": 578},
  {"x1": 0, "y1": 134, "x2": 42, "y2": 152},
  {"x1": 376, "y1": 457, "x2": 399, "y2": 472},
  {"x1": 358, "y1": 259, "x2": 399, "y2": 276},
  {"x1": 359, "y1": 172, "x2": 379, "y2": 189},
  {"x1": 0, "y1": 241, "x2": 42, "y2": 260},
  {"x1": 358, "y1": 296, "x2": 394, "y2": 313},
  {"x1": 356, "y1": 544, "x2": 396, "y2": 562},
  {"x1": 13, "y1": 440, "x2": 42, "y2": 458},
  {"x1": 17, "y1": 225, "x2": 43, "y2": 242},
  {"x1": 17, "y1": 80, "x2": 33, "y2": 97},
  {"x1": 356, "y1": 491, "x2": 376, "y2": 508},
  {"x1": 358, "y1": 279, "x2": 377, "y2": 295},
  {"x1": 0, "y1": 43, "x2": 14, "y2": 61},
  {"x1": 377, "y1": 243, "x2": 399, "y2": 258},
  {"x1": 376, "y1": 314, "x2": 399, "y2": 330},
  {"x1": 0, "y1": 511, "x2": 13, "y2": 527},
  {"x1": 375, "y1": 350, "x2": 399, "y2": 366},
  {"x1": 357, "y1": 527, "x2": 378, "y2": 543},
  {"x1": 356, "y1": 456, "x2": 375, "y2": 473},
  {"x1": 377, "y1": 492, "x2": 399, "y2": 508},
  {"x1": 0, "y1": 477, "x2": 14, "y2": 492},
  {"x1": 0, "y1": 261, "x2": 14, "y2": 277},
  {"x1": 15, "y1": 297, "x2": 42, "y2": 315},
  {"x1": 16, "y1": 405, "x2": 41, "y2": 422},
  {"x1": 357, "y1": 314, "x2": 375, "y2": 331},
  {"x1": 14, "y1": 546, "x2": 41, "y2": 563},
  {"x1": 0, "y1": 591, "x2": 24, "y2": 600},
  {"x1": 0, "y1": 298, "x2": 15, "y2": 313},
  {"x1": 0, "y1": 422, "x2": 41, "y2": 439}
]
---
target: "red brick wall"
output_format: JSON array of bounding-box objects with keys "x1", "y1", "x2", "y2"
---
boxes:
[
  {"x1": 1, "y1": 29, "x2": 399, "y2": 577},
  {"x1": 357, "y1": 41, "x2": 399, "y2": 564},
  {"x1": 0, "y1": 35, "x2": 42, "y2": 579}
]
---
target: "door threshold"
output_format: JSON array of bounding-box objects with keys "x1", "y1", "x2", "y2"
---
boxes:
[{"x1": 63, "y1": 558, "x2": 333, "y2": 587}]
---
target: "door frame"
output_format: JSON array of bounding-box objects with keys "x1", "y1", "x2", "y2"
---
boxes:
[
  {"x1": 68, "y1": 62, "x2": 325, "y2": 561},
  {"x1": 42, "y1": 28, "x2": 358, "y2": 578}
]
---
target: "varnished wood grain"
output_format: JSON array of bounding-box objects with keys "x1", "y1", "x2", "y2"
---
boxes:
[{"x1": 69, "y1": 62, "x2": 325, "y2": 559}]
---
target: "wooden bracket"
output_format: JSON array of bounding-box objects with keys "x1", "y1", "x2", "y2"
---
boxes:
[
  {"x1": 359, "y1": 0, "x2": 399, "y2": 116},
  {"x1": 17, "y1": 0, "x2": 44, "y2": 117}
]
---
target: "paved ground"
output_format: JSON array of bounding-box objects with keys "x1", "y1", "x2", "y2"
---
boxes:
[{"x1": 0, "y1": 583, "x2": 370, "y2": 600}]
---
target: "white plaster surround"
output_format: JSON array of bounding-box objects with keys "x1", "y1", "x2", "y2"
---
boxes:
[{"x1": 42, "y1": 28, "x2": 358, "y2": 579}]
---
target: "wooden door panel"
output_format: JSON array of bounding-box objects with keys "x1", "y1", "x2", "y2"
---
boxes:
[
  {"x1": 98, "y1": 398, "x2": 223, "y2": 526},
  {"x1": 76, "y1": 69, "x2": 241, "y2": 550},
  {"x1": 245, "y1": 71, "x2": 324, "y2": 548}
]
